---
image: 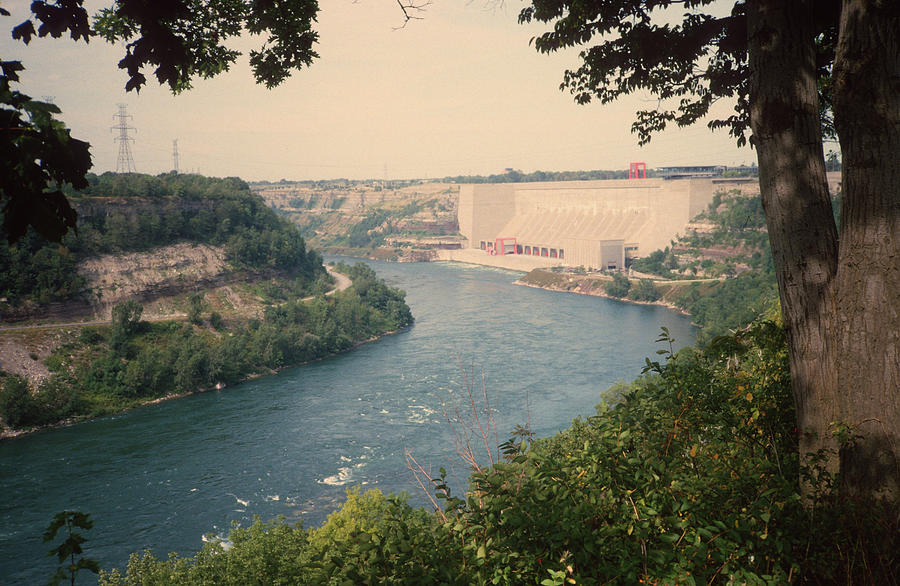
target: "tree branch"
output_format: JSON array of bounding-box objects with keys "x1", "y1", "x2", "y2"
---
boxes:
[{"x1": 394, "y1": 0, "x2": 431, "y2": 29}]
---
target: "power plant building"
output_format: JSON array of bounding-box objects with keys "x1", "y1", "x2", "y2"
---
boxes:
[{"x1": 458, "y1": 178, "x2": 722, "y2": 269}]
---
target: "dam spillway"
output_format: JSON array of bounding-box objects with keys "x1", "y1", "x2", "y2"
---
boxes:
[{"x1": 454, "y1": 177, "x2": 754, "y2": 270}]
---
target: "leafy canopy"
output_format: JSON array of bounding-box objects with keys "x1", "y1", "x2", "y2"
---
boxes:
[
  {"x1": 12, "y1": 0, "x2": 321, "y2": 93},
  {"x1": 2, "y1": 0, "x2": 320, "y2": 242},
  {"x1": 0, "y1": 54, "x2": 90, "y2": 242},
  {"x1": 519, "y1": 0, "x2": 839, "y2": 146},
  {"x1": 92, "y1": 0, "x2": 320, "y2": 92}
]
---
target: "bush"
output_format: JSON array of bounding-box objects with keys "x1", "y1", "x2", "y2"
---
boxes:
[
  {"x1": 0, "y1": 375, "x2": 35, "y2": 428},
  {"x1": 603, "y1": 272, "x2": 631, "y2": 298},
  {"x1": 209, "y1": 311, "x2": 224, "y2": 330},
  {"x1": 99, "y1": 489, "x2": 459, "y2": 585},
  {"x1": 446, "y1": 322, "x2": 801, "y2": 584},
  {"x1": 79, "y1": 328, "x2": 105, "y2": 345},
  {"x1": 629, "y1": 278, "x2": 661, "y2": 302}
]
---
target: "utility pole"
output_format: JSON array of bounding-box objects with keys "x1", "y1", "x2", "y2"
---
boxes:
[
  {"x1": 111, "y1": 104, "x2": 136, "y2": 173},
  {"x1": 172, "y1": 139, "x2": 179, "y2": 173}
]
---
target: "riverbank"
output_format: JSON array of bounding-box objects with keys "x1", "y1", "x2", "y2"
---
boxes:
[
  {"x1": 0, "y1": 324, "x2": 407, "y2": 441},
  {"x1": 513, "y1": 268, "x2": 718, "y2": 318},
  {"x1": 0, "y1": 264, "x2": 414, "y2": 440},
  {"x1": 515, "y1": 279, "x2": 691, "y2": 316}
]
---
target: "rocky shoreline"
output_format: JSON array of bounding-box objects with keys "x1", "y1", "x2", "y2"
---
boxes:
[
  {"x1": 513, "y1": 269, "x2": 695, "y2": 318},
  {"x1": 514, "y1": 279, "x2": 692, "y2": 316}
]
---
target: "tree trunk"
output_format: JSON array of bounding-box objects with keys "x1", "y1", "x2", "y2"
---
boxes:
[
  {"x1": 747, "y1": 0, "x2": 842, "y2": 488},
  {"x1": 749, "y1": 0, "x2": 900, "y2": 503},
  {"x1": 831, "y1": 0, "x2": 900, "y2": 501}
]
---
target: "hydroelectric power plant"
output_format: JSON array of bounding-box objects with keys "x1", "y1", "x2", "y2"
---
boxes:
[{"x1": 443, "y1": 174, "x2": 757, "y2": 271}]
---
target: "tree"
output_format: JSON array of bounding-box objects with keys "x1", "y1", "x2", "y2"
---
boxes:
[
  {"x1": 521, "y1": 0, "x2": 899, "y2": 503},
  {"x1": 187, "y1": 292, "x2": 206, "y2": 325},
  {"x1": 0, "y1": 56, "x2": 90, "y2": 243},
  {"x1": 111, "y1": 299, "x2": 143, "y2": 336},
  {"x1": 110, "y1": 299, "x2": 143, "y2": 352},
  {"x1": 0, "y1": 374, "x2": 35, "y2": 428},
  {"x1": 630, "y1": 278, "x2": 660, "y2": 302},
  {"x1": 603, "y1": 272, "x2": 631, "y2": 298}
]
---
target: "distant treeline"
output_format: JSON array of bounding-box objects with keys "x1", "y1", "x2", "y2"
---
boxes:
[
  {"x1": 68, "y1": 171, "x2": 250, "y2": 200},
  {"x1": 251, "y1": 178, "x2": 429, "y2": 190},
  {"x1": 251, "y1": 165, "x2": 761, "y2": 189},
  {"x1": 442, "y1": 169, "x2": 631, "y2": 183},
  {"x1": 1, "y1": 172, "x2": 322, "y2": 306}
]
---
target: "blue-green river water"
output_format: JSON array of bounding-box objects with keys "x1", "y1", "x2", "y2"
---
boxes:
[{"x1": 0, "y1": 259, "x2": 695, "y2": 583}]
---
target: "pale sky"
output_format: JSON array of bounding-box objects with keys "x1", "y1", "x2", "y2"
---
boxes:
[{"x1": 4, "y1": 1, "x2": 755, "y2": 181}]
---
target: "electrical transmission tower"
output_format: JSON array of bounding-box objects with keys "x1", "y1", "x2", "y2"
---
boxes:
[
  {"x1": 172, "y1": 139, "x2": 180, "y2": 173},
  {"x1": 111, "y1": 104, "x2": 137, "y2": 173}
]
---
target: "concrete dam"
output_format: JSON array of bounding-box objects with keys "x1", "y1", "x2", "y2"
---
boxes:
[{"x1": 444, "y1": 177, "x2": 754, "y2": 271}]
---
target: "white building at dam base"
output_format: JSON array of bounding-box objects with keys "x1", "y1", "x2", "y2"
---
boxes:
[{"x1": 439, "y1": 177, "x2": 755, "y2": 271}]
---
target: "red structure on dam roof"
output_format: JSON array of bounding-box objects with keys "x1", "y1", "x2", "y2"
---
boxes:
[{"x1": 629, "y1": 162, "x2": 647, "y2": 179}]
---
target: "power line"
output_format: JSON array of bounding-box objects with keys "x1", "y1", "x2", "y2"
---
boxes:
[{"x1": 111, "y1": 104, "x2": 137, "y2": 173}]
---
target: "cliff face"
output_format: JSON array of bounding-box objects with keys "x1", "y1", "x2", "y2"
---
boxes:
[
  {"x1": 1, "y1": 243, "x2": 234, "y2": 323},
  {"x1": 78, "y1": 243, "x2": 230, "y2": 320},
  {"x1": 252, "y1": 180, "x2": 464, "y2": 258},
  {"x1": 0, "y1": 241, "x2": 277, "y2": 388}
]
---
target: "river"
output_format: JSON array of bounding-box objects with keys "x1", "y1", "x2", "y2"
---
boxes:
[{"x1": 0, "y1": 259, "x2": 695, "y2": 583}]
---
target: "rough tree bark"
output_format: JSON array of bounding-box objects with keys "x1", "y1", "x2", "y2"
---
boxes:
[
  {"x1": 749, "y1": 0, "x2": 899, "y2": 501},
  {"x1": 831, "y1": 0, "x2": 900, "y2": 500}
]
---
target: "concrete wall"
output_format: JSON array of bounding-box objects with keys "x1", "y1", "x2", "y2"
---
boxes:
[
  {"x1": 599, "y1": 239, "x2": 626, "y2": 270},
  {"x1": 632, "y1": 178, "x2": 696, "y2": 254},
  {"x1": 515, "y1": 180, "x2": 658, "y2": 215},
  {"x1": 459, "y1": 178, "x2": 728, "y2": 269},
  {"x1": 458, "y1": 183, "x2": 516, "y2": 251},
  {"x1": 436, "y1": 248, "x2": 559, "y2": 271}
]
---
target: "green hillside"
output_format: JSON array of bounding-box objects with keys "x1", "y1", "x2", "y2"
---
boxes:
[
  {"x1": 1, "y1": 172, "x2": 323, "y2": 309},
  {"x1": 0, "y1": 173, "x2": 413, "y2": 433}
]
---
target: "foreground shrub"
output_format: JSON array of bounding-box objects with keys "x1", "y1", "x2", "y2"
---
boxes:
[
  {"x1": 443, "y1": 322, "x2": 897, "y2": 584},
  {"x1": 448, "y1": 323, "x2": 801, "y2": 584},
  {"x1": 100, "y1": 490, "x2": 463, "y2": 585}
]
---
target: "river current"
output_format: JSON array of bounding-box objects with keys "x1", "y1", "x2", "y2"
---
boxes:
[{"x1": 0, "y1": 259, "x2": 695, "y2": 583}]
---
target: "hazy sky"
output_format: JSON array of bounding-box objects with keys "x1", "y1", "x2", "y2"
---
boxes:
[{"x1": 4, "y1": 1, "x2": 756, "y2": 181}]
